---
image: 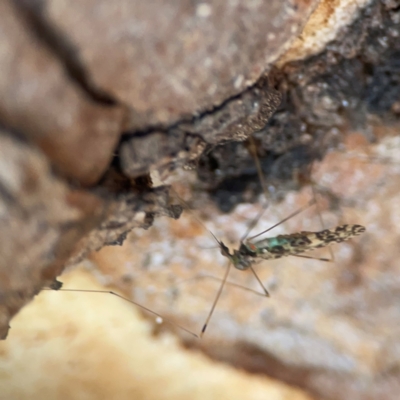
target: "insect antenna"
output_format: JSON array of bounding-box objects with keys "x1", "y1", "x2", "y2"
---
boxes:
[{"x1": 169, "y1": 187, "x2": 225, "y2": 247}]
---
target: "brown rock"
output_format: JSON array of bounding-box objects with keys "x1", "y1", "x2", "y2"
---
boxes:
[
  {"x1": 2, "y1": 0, "x2": 399, "y2": 398},
  {"x1": 38, "y1": 0, "x2": 318, "y2": 127},
  {"x1": 0, "y1": 1, "x2": 123, "y2": 185},
  {"x1": 0, "y1": 132, "x2": 104, "y2": 339},
  {"x1": 0, "y1": 0, "x2": 319, "y2": 340}
]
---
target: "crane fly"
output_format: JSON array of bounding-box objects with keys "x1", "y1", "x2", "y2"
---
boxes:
[
  {"x1": 197, "y1": 194, "x2": 366, "y2": 336},
  {"x1": 44, "y1": 135, "x2": 367, "y2": 338}
]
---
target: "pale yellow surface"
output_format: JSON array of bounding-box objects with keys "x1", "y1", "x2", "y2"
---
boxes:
[{"x1": 0, "y1": 269, "x2": 313, "y2": 400}]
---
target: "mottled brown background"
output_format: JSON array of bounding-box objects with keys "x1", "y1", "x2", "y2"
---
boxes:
[{"x1": 1, "y1": 0, "x2": 399, "y2": 399}]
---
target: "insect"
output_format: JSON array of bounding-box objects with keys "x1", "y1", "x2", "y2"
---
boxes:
[
  {"x1": 197, "y1": 197, "x2": 366, "y2": 335},
  {"x1": 218, "y1": 224, "x2": 366, "y2": 270},
  {"x1": 42, "y1": 132, "x2": 371, "y2": 339},
  {"x1": 42, "y1": 129, "x2": 370, "y2": 339},
  {"x1": 47, "y1": 201, "x2": 365, "y2": 338}
]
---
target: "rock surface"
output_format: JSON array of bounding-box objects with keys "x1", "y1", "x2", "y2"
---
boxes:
[{"x1": 1, "y1": 0, "x2": 399, "y2": 399}]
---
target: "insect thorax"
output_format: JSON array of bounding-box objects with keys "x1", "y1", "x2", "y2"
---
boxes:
[{"x1": 231, "y1": 243, "x2": 257, "y2": 271}]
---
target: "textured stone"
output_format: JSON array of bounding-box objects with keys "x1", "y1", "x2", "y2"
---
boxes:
[
  {"x1": 0, "y1": 1, "x2": 123, "y2": 185},
  {"x1": 38, "y1": 0, "x2": 318, "y2": 127},
  {"x1": 0, "y1": 132, "x2": 104, "y2": 339}
]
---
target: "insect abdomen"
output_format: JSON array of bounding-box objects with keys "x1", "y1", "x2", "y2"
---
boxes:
[{"x1": 252, "y1": 224, "x2": 366, "y2": 260}]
